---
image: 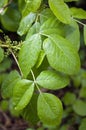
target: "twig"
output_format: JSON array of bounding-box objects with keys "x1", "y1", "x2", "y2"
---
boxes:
[{"x1": 9, "y1": 49, "x2": 23, "y2": 77}]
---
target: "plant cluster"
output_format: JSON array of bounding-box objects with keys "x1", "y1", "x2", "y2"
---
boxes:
[{"x1": 0, "y1": 0, "x2": 86, "y2": 129}]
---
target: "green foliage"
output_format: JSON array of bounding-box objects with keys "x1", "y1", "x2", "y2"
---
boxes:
[
  {"x1": 79, "y1": 118, "x2": 86, "y2": 130},
  {"x1": 19, "y1": 34, "x2": 41, "y2": 78},
  {"x1": 36, "y1": 70, "x2": 69, "y2": 90},
  {"x1": 73, "y1": 99, "x2": 86, "y2": 116},
  {"x1": 0, "y1": 0, "x2": 86, "y2": 129},
  {"x1": 0, "y1": 47, "x2": 4, "y2": 63},
  {"x1": 37, "y1": 93, "x2": 63, "y2": 126}
]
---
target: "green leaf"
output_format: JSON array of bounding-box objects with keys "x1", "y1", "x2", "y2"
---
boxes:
[
  {"x1": 49, "y1": 0, "x2": 71, "y2": 24},
  {"x1": 25, "y1": 0, "x2": 42, "y2": 11},
  {"x1": 0, "y1": 47, "x2": 4, "y2": 63},
  {"x1": 1, "y1": 71, "x2": 21, "y2": 99},
  {"x1": 13, "y1": 79, "x2": 34, "y2": 111},
  {"x1": 1, "y1": 7, "x2": 21, "y2": 32},
  {"x1": 22, "y1": 0, "x2": 42, "y2": 16},
  {"x1": 17, "y1": 12, "x2": 36, "y2": 36},
  {"x1": 70, "y1": 7, "x2": 86, "y2": 19},
  {"x1": 73, "y1": 99, "x2": 86, "y2": 116},
  {"x1": 79, "y1": 118, "x2": 86, "y2": 130},
  {"x1": 26, "y1": 22, "x2": 40, "y2": 40},
  {"x1": 19, "y1": 34, "x2": 41, "y2": 78},
  {"x1": 63, "y1": 20, "x2": 80, "y2": 51},
  {"x1": 40, "y1": 17, "x2": 64, "y2": 36},
  {"x1": 80, "y1": 87, "x2": 86, "y2": 98},
  {"x1": 84, "y1": 25, "x2": 86, "y2": 45},
  {"x1": 36, "y1": 50, "x2": 45, "y2": 68},
  {"x1": 40, "y1": 8, "x2": 54, "y2": 24},
  {"x1": 37, "y1": 93, "x2": 63, "y2": 126},
  {"x1": 36, "y1": 70, "x2": 69, "y2": 90},
  {"x1": 43, "y1": 34, "x2": 80, "y2": 75},
  {"x1": 22, "y1": 94, "x2": 39, "y2": 124}
]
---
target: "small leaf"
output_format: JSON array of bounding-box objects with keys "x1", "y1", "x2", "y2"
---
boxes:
[
  {"x1": 0, "y1": 47, "x2": 4, "y2": 63},
  {"x1": 49, "y1": 0, "x2": 71, "y2": 24},
  {"x1": 37, "y1": 93, "x2": 63, "y2": 126},
  {"x1": 1, "y1": 71, "x2": 21, "y2": 99},
  {"x1": 84, "y1": 25, "x2": 86, "y2": 45},
  {"x1": 70, "y1": 7, "x2": 86, "y2": 19},
  {"x1": 43, "y1": 34, "x2": 80, "y2": 75},
  {"x1": 36, "y1": 70, "x2": 69, "y2": 90},
  {"x1": 73, "y1": 99, "x2": 86, "y2": 116},
  {"x1": 19, "y1": 34, "x2": 41, "y2": 78},
  {"x1": 17, "y1": 13, "x2": 36, "y2": 36},
  {"x1": 13, "y1": 79, "x2": 34, "y2": 111}
]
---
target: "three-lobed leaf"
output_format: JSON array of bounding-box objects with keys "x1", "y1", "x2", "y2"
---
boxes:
[
  {"x1": 37, "y1": 93, "x2": 63, "y2": 126},
  {"x1": 36, "y1": 70, "x2": 69, "y2": 90}
]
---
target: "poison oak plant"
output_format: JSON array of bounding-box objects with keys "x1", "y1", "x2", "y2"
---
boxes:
[{"x1": 0, "y1": 0, "x2": 86, "y2": 127}]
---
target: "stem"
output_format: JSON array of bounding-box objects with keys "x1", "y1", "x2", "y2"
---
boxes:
[
  {"x1": 0, "y1": 44, "x2": 20, "y2": 50},
  {"x1": 30, "y1": 69, "x2": 42, "y2": 94},
  {"x1": 73, "y1": 18, "x2": 86, "y2": 26},
  {"x1": 9, "y1": 49, "x2": 23, "y2": 77},
  {"x1": 0, "y1": 44, "x2": 9, "y2": 48}
]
